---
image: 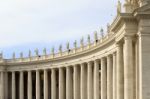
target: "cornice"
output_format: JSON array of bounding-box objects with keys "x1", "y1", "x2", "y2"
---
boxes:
[{"x1": 2, "y1": 32, "x2": 116, "y2": 66}]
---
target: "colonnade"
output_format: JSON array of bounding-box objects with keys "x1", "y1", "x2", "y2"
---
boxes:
[
  {"x1": 0, "y1": 36, "x2": 135, "y2": 99},
  {"x1": 0, "y1": 53, "x2": 115, "y2": 99}
]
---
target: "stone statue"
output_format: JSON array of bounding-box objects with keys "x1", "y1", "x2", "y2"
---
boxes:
[
  {"x1": 74, "y1": 40, "x2": 77, "y2": 48},
  {"x1": 80, "y1": 37, "x2": 84, "y2": 47},
  {"x1": 66, "y1": 42, "x2": 70, "y2": 50},
  {"x1": 43, "y1": 48, "x2": 47, "y2": 55},
  {"x1": 0, "y1": 52, "x2": 3, "y2": 59},
  {"x1": 94, "y1": 31, "x2": 98, "y2": 41},
  {"x1": 34, "y1": 48, "x2": 39, "y2": 56},
  {"x1": 117, "y1": 0, "x2": 122, "y2": 14},
  {"x1": 131, "y1": 0, "x2": 140, "y2": 8},
  {"x1": 28, "y1": 50, "x2": 31, "y2": 57},
  {"x1": 20, "y1": 52, "x2": 23, "y2": 58},
  {"x1": 59, "y1": 44, "x2": 62, "y2": 52},
  {"x1": 107, "y1": 23, "x2": 110, "y2": 32},
  {"x1": 13, "y1": 52, "x2": 15, "y2": 59},
  {"x1": 100, "y1": 28, "x2": 104, "y2": 38},
  {"x1": 88, "y1": 34, "x2": 91, "y2": 44},
  {"x1": 51, "y1": 47, "x2": 55, "y2": 54}
]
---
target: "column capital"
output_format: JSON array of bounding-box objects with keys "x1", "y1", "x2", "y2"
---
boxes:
[
  {"x1": 74, "y1": 64, "x2": 78, "y2": 67},
  {"x1": 51, "y1": 68, "x2": 56, "y2": 71},
  {"x1": 59, "y1": 67, "x2": 64, "y2": 70},
  {"x1": 107, "y1": 54, "x2": 112, "y2": 58},
  {"x1": 124, "y1": 35, "x2": 134, "y2": 40},
  {"x1": 101, "y1": 57, "x2": 106, "y2": 61},
  {"x1": 94, "y1": 59, "x2": 99, "y2": 63},
  {"x1": 88, "y1": 61, "x2": 93, "y2": 65},
  {"x1": 81, "y1": 63, "x2": 85, "y2": 66},
  {"x1": 116, "y1": 41, "x2": 123, "y2": 47},
  {"x1": 113, "y1": 52, "x2": 117, "y2": 56},
  {"x1": 28, "y1": 70, "x2": 32, "y2": 72},
  {"x1": 44, "y1": 69, "x2": 48, "y2": 71}
]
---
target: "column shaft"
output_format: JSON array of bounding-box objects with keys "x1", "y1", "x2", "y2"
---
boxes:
[
  {"x1": 74, "y1": 66, "x2": 80, "y2": 99},
  {"x1": 51, "y1": 69, "x2": 56, "y2": 99},
  {"x1": 101, "y1": 57, "x2": 107, "y2": 99},
  {"x1": 20, "y1": 71, "x2": 24, "y2": 99},
  {"x1": 124, "y1": 36, "x2": 134, "y2": 99},
  {"x1": 94, "y1": 60, "x2": 100, "y2": 99},
  {"x1": 36, "y1": 70, "x2": 40, "y2": 99},
  {"x1": 44, "y1": 70, "x2": 48, "y2": 99},
  {"x1": 87, "y1": 62, "x2": 93, "y2": 99},
  {"x1": 113, "y1": 53, "x2": 117, "y2": 99},
  {"x1": 12, "y1": 72, "x2": 16, "y2": 99},
  {"x1": 107, "y1": 55, "x2": 113, "y2": 99},
  {"x1": 5, "y1": 72, "x2": 8, "y2": 99},
  {"x1": 81, "y1": 63, "x2": 87, "y2": 99},
  {"x1": 1, "y1": 72, "x2": 4, "y2": 99},
  {"x1": 66, "y1": 67, "x2": 73, "y2": 99},
  {"x1": 28, "y1": 71, "x2": 32, "y2": 99},
  {"x1": 59, "y1": 68, "x2": 65, "y2": 99},
  {"x1": 116, "y1": 43, "x2": 124, "y2": 99}
]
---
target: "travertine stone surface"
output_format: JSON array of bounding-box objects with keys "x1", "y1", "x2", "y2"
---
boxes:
[{"x1": 0, "y1": 1, "x2": 150, "y2": 99}]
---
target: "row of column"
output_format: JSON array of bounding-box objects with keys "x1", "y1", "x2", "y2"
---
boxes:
[
  {"x1": 100, "y1": 36, "x2": 135, "y2": 99},
  {"x1": 101, "y1": 54, "x2": 116, "y2": 99},
  {"x1": 0, "y1": 53, "x2": 117, "y2": 99},
  {"x1": 0, "y1": 36, "x2": 135, "y2": 99},
  {"x1": 116, "y1": 36, "x2": 135, "y2": 99},
  {"x1": 6, "y1": 60, "x2": 100, "y2": 99}
]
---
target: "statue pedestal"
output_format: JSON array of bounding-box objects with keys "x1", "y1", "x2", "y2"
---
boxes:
[
  {"x1": 140, "y1": 0, "x2": 149, "y2": 7},
  {"x1": 124, "y1": 2, "x2": 133, "y2": 13}
]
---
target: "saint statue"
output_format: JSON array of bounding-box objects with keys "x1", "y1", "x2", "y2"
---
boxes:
[
  {"x1": 88, "y1": 34, "x2": 91, "y2": 44},
  {"x1": 13, "y1": 52, "x2": 15, "y2": 59},
  {"x1": 0, "y1": 52, "x2": 3, "y2": 59},
  {"x1": 117, "y1": 0, "x2": 122, "y2": 14},
  {"x1": 100, "y1": 28, "x2": 104, "y2": 38},
  {"x1": 94, "y1": 31, "x2": 98, "y2": 41},
  {"x1": 20, "y1": 52, "x2": 23, "y2": 58},
  {"x1": 74, "y1": 40, "x2": 77, "y2": 48},
  {"x1": 43, "y1": 48, "x2": 47, "y2": 55},
  {"x1": 66, "y1": 42, "x2": 70, "y2": 50},
  {"x1": 51, "y1": 47, "x2": 54, "y2": 54},
  {"x1": 28, "y1": 50, "x2": 31, "y2": 57},
  {"x1": 80, "y1": 37, "x2": 84, "y2": 47},
  {"x1": 59, "y1": 44, "x2": 62, "y2": 52},
  {"x1": 35, "y1": 48, "x2": 39, "y2": 56}
]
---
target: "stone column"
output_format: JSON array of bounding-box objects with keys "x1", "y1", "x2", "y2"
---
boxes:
[
  {"x1": 5, "y1": 72, "x2": 8, "y2": 99},
  {"x1": 12, "y1": 71, "x2": 16, "y2": 99},
  {"x1": 101, "y1": 57, "x2": 107, "y2": 99},
  {"x1": 113, "y1": 53, "x2": 117, "y2": 99},
  {"x1": 94, "y1": 60, "x2": 100, "y2": 99},
  {"x1": 66, "y1": 67, "x2": 73, "y2": 99},
  {"x1": 59, "y1": 68, "x2": 65, "y2": 99},
  {"x1": 1, "y1": 71, "x2": 4, "y2": 99},
  {"x1": 51, "y1": 69, "x2": 56, "y2": 99},
  {"x1": 44, "y1": 70, "x2": 48, "y2": 99},
  {"x1": 74, "y1": 65, "x2": 80, "y2": 99},
  {"x1": 28, "y1": 71, "x2": 32, "y2": 99},
  {"x1": 107, "y1": 55, "x2": 113, "y2": 99},
  {"x1": 87, "y1": 62, "x2": 93, "y2": 99},
  {"x1": 81, "y1": 63, "x2": 87, "y2": 99},
  {"x1": 36, "y1": 70, "x2": 40, "y2": 99},
  {"x1": 124, "y1": 36, "x2": 134, "y2": 99},
  {"x1": 116, "y1": 42, "x2": 124, "y2": 99},
  {"x1": 20, "y1": 71, "x2": 24, "y2": 99}
]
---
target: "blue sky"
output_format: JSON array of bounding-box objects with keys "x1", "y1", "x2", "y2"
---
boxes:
[{"x1": 0, "y1": 0, "x2": 124, "y2": 58}]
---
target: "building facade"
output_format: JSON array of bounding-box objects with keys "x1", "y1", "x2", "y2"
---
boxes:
[{"x1": 0, "y1": 0, "x2": 150, "y2": 99}]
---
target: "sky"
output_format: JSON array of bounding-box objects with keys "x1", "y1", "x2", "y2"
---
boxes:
[{"x1": 0, "y1": 0, "x2": 124, "y2": 58}]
